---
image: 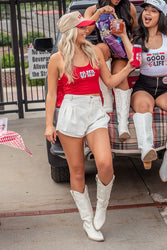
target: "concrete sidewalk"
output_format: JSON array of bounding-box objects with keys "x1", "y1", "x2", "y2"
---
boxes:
[{"x1": 0, "y1": 112, "x2": 167, "y2": 249}]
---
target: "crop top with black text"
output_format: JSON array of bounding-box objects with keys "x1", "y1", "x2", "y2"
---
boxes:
[{"x1": 140, "y1": 34, "x2": 167, "y2": 76}]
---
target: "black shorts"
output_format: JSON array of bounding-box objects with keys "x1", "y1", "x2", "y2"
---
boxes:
[{"x1": 132, "y1": 74, "x2": 167, "y2": 99}]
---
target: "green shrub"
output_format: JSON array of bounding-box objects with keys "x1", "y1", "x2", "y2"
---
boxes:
[
  {"x1": 1, "y1": 53, "x2": 15, "y2": 68},
  {"x1": 26, "y1": 73, "x2": 45, "y2": 86},
  {"x1": 0, "y1": 32, "x2": 12, "y2": 46},
  {"x1": 1, "y1": 53, "x2": 29, "y2": 69},
  {"x1": 0, "y1": 31, "x2": 45, "y2": 47},
  {"x1": 36, "y1": 2, "x2": 59, "y2": 11},
  {"x1": 24, "y1": 61, "x2": 29, "y2": 69},
  {"x1": 20, "y1": 61, "x2": 29, "y2": 69},
  {"x1": 22, "y1": 31, "x2": 45, "y2": 46}
]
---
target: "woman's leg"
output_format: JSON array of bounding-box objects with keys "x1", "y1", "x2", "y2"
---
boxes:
[
  {"x1": 155, "y1": 93, "x2": 167, "y2": 181},
  {"x1": 97, "y1": 44, "x2": 131, "y2": 140},
  {"x1": 86, "y1": 128, "x2": 113, "y2": 183},
  {"x1": 86, "y1": 128, "x2": 115, "y2": 230},
  {"x1": 57, "y1": 132, "x2": 104, "y2": 241},
  {"x1": 112, "y1": 59, "x2": 132, "y2": 141},
  {"x1": 131, "y1": 90, "x2": 155, "y2": 114},
  {"x1": 111, "y1": 59, "x2": 129, "y2": 90},
  {"x1": 97, "y1": 44, "x2": 114, "y2": 113},
  {"x1": 131, "y1": 91, "x2": 157, "y2": 163},
  {"x1": 57, "y1": 132, "x2": 85, "y2": 192},
  {"x1": 155, "y1": 92, "x2": 167, "y2": 112},
  {"x1": 96, "y1": 43, "x2": 111, "y2": 61}
]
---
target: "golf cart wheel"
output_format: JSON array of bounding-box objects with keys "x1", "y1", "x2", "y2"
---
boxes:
[
  {"x1": 51, "y1": 164, "x2": 70, "y2": 183},
  {"x1": 46, "y1": 139, "x2": 70, "y2": 183}
]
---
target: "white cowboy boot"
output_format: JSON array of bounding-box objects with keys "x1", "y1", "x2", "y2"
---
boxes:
[
  {"x1": 159, "y1": 148, "x2": 167, "y2": 182},
  {"x1": 114, "y1": 88, "x2": 132, "y2": 141},
  {"x1": 93, "y1": 175, "x2": 115, "y2": 231},
  {"x1": 99, "y1": 59, "x2": 114, "y2": 113},
  {"x1": 70, "y1": 186, "x2": 104, "y2": 242},
  {"x1": 133, "y1": 112, "x2": 157, "y2": 162}
]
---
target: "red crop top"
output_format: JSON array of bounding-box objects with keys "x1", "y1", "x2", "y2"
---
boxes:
[{"x1": 56, "y1": 62, "x2": 101, "y2": 107}]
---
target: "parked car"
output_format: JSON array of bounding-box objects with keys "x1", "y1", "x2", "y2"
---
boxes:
[{"x1": 35, "y1": 0, "x2": 167, "y2": 183}]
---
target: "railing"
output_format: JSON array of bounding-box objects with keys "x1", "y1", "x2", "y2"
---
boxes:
[{"x1": 0, "y1": 0, "x2": 68, "y2": 118}]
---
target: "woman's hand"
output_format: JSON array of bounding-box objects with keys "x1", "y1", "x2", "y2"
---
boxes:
[
  {"x1": 126, "y1": 59, "x2": 136, "y2": 73},
  {"x1": 110, "y1": 21, "x2": 127, "y2": 38},
  {"x1": 45, "y1": 125, "x2": 57, "y2": 144},
  {"x1": 98, "y1": 5, "x2": 115, "y2": 16}
]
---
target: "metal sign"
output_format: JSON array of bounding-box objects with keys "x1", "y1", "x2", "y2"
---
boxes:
[{"x1": 28, "y1": 48, "x2": 51, "y2": 79}]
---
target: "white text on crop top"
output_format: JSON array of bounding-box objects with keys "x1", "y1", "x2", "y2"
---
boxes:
[{"x1": 140, "y1": 34, "x2": 167, "y2": 76}]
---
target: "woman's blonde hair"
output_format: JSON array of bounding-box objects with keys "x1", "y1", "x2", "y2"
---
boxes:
[{"x1": 58, "y1": 27, "x2": 98, "y2": 83}]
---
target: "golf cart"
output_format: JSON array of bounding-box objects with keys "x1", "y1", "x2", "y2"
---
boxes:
[{"x1": 34, "y1": 0, "x2": 167, "y2": 183}]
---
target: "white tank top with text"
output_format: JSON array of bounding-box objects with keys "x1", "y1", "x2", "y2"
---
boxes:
[{"x1": 140, "y1": 34, "x2": 167, "y2": 76}]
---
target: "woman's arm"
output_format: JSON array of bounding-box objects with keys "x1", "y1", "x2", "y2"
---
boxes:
[
  {"x1": 94, "y1": 46, "x2": 135, "y2": 88},
  {"x1": 110, "y1": 22, "x2": 133, "y2": 59},
  {"x1": 45, "y1": 53, "x2": 61, "y2": 143},
  {"x1": 84, "y1": 5, "x2": 115, "y2": 36},
  {"x1": 119, "y1": 24, "x2": 133, "y2": 59}
]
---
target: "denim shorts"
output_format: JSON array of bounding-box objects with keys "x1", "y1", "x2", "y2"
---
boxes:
[
  {"x1": 132, "y1": 74, "x2": 167, "y2": 99},
  {"x1": 56, "y1": 94, "x2": 110, "y2": 138}
]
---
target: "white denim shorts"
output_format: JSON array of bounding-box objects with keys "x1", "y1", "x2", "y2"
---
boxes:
[{"x1": 56, "y1": 94, "x2": 110, "y2": 138}]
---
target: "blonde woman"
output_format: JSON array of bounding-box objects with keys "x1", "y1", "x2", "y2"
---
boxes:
[{"x1": 45, "y1": 11, "x2": 135, "y2": 242}]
